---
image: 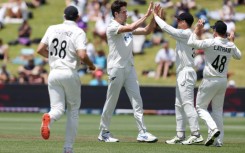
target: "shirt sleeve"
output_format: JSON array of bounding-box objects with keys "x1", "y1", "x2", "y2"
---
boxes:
[
  {"x1": 75, "y1": 31, "x2": 87, "y2": 50},
  {"x1": 232, "y1": 46, "x2": 242, "y2": 60},
  {"x1": 41, "y1": 26, "x2": 51, "y2": 45},
  {"x1": 107, "y1": 22, "x2": 121, "y2": 36},
  {"x1": 154, "y1": 16, "x2": 189, "y2": 40},
  {"x1": 187, "y1": 33, "x2": 213, "y2": 49}
]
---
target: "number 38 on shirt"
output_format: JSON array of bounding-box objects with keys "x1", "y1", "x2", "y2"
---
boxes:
[{"x1": 50, "y1": 38, "x2": 67, "y2": 59}]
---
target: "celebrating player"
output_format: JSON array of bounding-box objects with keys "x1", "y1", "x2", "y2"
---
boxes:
[
  {"x1": 153, "y1": 5, "x2": 203, "y2": 144},
  {"x1": 98, "y1": 0, "x2": 158, "y2": 143},
  {"x1": 37, "y1": 6, "x2": 96, "y2": 153},
  {"x1": 188, "y1": 19, "x2": 242, "y2": 147}
]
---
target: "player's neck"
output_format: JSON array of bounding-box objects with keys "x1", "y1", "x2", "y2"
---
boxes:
[{"x1": 115, "y1": 18, "x2": 125, "y2": 25}]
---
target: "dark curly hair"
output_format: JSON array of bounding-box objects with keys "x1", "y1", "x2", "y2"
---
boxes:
[{"x1": 111, "y1": 0, "x2": 127, "y2": 18}]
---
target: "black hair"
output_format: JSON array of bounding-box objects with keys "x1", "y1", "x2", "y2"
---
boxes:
[{"x1": 111, "y1": 0, "x2": 127, "y2": 18}]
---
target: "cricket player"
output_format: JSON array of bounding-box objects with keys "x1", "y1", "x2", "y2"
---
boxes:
[
  {"x1": 153, "y1": 5, "x2": 203, "y2": 145},
  {"x1": 37, "y1": 6, "x2": 96, "y2": 153},
  {"x1": 98, "y1": 0, "x2": 157, "y2": 143},
  {"x1": 188, "y1": 19, "x2": 242, "y2": 147}
]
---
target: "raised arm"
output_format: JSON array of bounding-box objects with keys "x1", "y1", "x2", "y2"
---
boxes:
[
  {"x1": 153, "y1": 5, "x2": 189, "y2": 40},
  {"x1": 118, "y1": 1, "x2": 153, "y2": 34},
  {"x1": 132, "y1": 17, "x2": 156, "y2": 35},
  {"x1": 187, "y1": 19, "x2": 212, "y2": 49}
]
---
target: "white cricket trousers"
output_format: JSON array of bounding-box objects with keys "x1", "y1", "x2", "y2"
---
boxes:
[
  {"x1": 196, "y1": 77, "x2": 227, "y2": 144},
  {"x1": 48, "y1": 69, "x2": 81, "y2": 149},
  {"x1": 100, "y1": 65, "x2": 147, "y2": 132},
  {"x1": 175, "y1": 68, "x2": 199, "y2": 133}
]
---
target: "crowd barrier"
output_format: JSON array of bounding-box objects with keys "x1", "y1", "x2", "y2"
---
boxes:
[{"x1": 0, "y1": 84, "x2": 244, "y2": 116}]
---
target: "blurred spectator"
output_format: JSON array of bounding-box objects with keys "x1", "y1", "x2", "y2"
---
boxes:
[
  {"x1": 28, "y1": 68, "x2": 44, "y2": 84},
  {"x1": 0, "y1": 0, "x2": 29, "y2": 24},
  {"x1": 131, "y1": 9, "x2": 146, "y2": 54},
  {"x1": 195, "y1": 9, "x2": 210, "y2": 31},
  {"x1": 227, "y1": 80, "x2": 236, "y2": 88},
  {"x1": 12, "y1": 48, "x2": 43, "y2": 65},
  {"x1": 26, "y1": 0, "x2": 46, "y2": 9},
  {"x1": 151, "y1": 9, "x2": 165, "y2": 46},
  {"x1": 8, "y1": 20, "x2": 32, "y2": 46},
  {"x1": 182, "y1": 0, "x2": 196, "y2": 10},
  {"x1": 77, "y1": 40, "x2": 97, "y2": 77},
  {"x1": 129, "y1": 0, "x2": 146, "y2": 5},
  {"x1": 16, "y1": 58, "x2": 47, "y2": 84},
  {"x1": 94, "y1": 49, "x2": 106, "y2": 71},
  {"x1": 234, "y1": 0, "x2": 245, "y2": 5},
  {"x1": 89, "y1": 69, "x2": 107, "y2": 86},
  {"x1": 194, "y1": 50, "x2": 205, "y2": 81},
  {"x1": 0, "y1": 38, "x2": 9, "y2": 63},
  {"x1": 86, "y1": 40, "x2": 96, "y2": 63},
  {"x1": 224, "y1": 19, "x2": 236, "y2": 35},
  {"x1": 0, "y1": 64, "x2": 14, "y2": 84},
  {"x1": 208, "y1": 0, "x2": 245, "y2": 21},
  {"x1": 220, "y1": 0, "x2": 235, "y2": 21},
  {"x1": 87, "y1": 0, "x2": 101, "y2": 21},
  {"x1": 155, "y1": 41, "x2": 175, "y2": 79},
  {"x1": 77, "y1": 15, "x2": 88, "y2": 31},
  {"x1": 66, "y1": 0, "x2": 88, "y2": 31},
  {"x1": 98, "y1": 0, "x2": 111, "y2": 16},
  {"x1": 17, "y1": 71, "x2": 28, "y2": 84},
  {"x1": 151, "y1": 25, "x2": 164, "y2": 46},
  {"x1": 93, "y1": 13, "x2": 110, "y2": 45},
  {"x1": 36, "y1": 61, "x2": 48, "y2": 84},
  {"x1": 158, "y1": 0, "x2": 174, "y2": 9},
  {"x1": 172, "y1": 1, "x2": 189, "y2": 28},
  {"x1": 7, "y1": 0, "x2": 28, "y2": 19},
  {"x1": 18, "y1": 58, "x2": 36, "y2": 77}
]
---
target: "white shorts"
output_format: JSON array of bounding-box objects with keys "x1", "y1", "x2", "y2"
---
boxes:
[{"x1": 48, "y1": 69, "x2": 81, "y2": 111}]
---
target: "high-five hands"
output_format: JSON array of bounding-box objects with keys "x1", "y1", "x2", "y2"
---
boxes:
[
  {"x1": 227, "y1": 31, "x2": 235, "y2": 42},
  {"x1": 153, "y1": 3, "x2": 161, "y2": 17},
  {"x1": 197, "y1": 19, "x2": 205, "y2": 30},
  {"x1": 145, "y1": 1, "x2": 153, "y2": 17},
  {"x1": 194, "y1": 19, "x2": 205, "y2": 36}
]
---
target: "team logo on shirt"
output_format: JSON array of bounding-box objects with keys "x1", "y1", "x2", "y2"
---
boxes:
[{"x1": 123, "y1": 33, "x2": 133, "y2": 46}]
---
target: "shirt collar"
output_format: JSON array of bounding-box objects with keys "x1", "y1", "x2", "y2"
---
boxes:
[
  {"x1": 215, "y1": 36, "x2": 228, "y2": 42},
  {"x1": 63, "y1": 20, "x2": 77, "y2": 26}
]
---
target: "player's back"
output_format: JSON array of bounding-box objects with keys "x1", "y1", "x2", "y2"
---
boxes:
[
  {"x1": 45, "y1": 21, "x2": 85, "y2": 70},
  {"x1": 203, "y1": 37, "x2": 241, "y2": 78}
]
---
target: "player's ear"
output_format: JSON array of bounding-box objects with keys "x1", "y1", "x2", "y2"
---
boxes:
[
  {"x1": 75, "y1": 16, "x2": 80, "y2": 22},
  {"x1": 114, "y1": 11, "x2": 119, "y2": 18}
]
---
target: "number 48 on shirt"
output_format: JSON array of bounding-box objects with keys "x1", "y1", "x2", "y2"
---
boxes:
[{"x1": 211, "y1": 55, "x2": 227, "y2": 73}]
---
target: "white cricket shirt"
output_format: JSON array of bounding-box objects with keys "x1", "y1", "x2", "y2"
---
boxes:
[
  {"x1": 155, "y1": 16, "x2": 195, "y2": 73},
  {"x1": 106, "y1": 19, "x2": 134, "y2": 69},
  {"x1": 188, "y1": 33, "x2": 242, "y2": 78},
  {"x1": 41, "y1": 20, "x2": 87, "y2": 70}
]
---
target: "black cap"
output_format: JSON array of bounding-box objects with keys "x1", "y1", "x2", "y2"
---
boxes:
[
  {"x1": 64, "y1": 6, "x2": 78, "y2": 21},
  {"x1": 211, "y1": 20, "x2": 227, "y2": 35},
  {"x1": 175, "y1": 12, "x2": 194, "y2": 27}
]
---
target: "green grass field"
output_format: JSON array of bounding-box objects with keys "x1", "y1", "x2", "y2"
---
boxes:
[
  {"x1": 0, "y1": 113, "x2": 244, "y2": 153},
  {"x1": 0, "y1": 0, "x2": 245, "y2": 86}
]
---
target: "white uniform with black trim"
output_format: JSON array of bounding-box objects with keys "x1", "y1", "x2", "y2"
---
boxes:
[
  {"x1": 99, "y1": 19, "x2": 147, "y2": 132},
  {"x1": 188, "y1": 33, "x2": 242, "y2": 144},
  {"x1": 155, "y1": 16, "x2": 199, "y2": 133},
  {"x1": 41, "y1": 20, "x2": 87, "y2": 149}
]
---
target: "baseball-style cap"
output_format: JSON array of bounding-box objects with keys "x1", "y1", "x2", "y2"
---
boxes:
[
  {"x1": 211, "y1": 20, "x2": 227, "y2": 35},
  {"x1": 175, "y1": 12, "x2": 194, "y2": 27},
  {"x1": 64, "y1": 6, "x2": 79, "y2": 20}
]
